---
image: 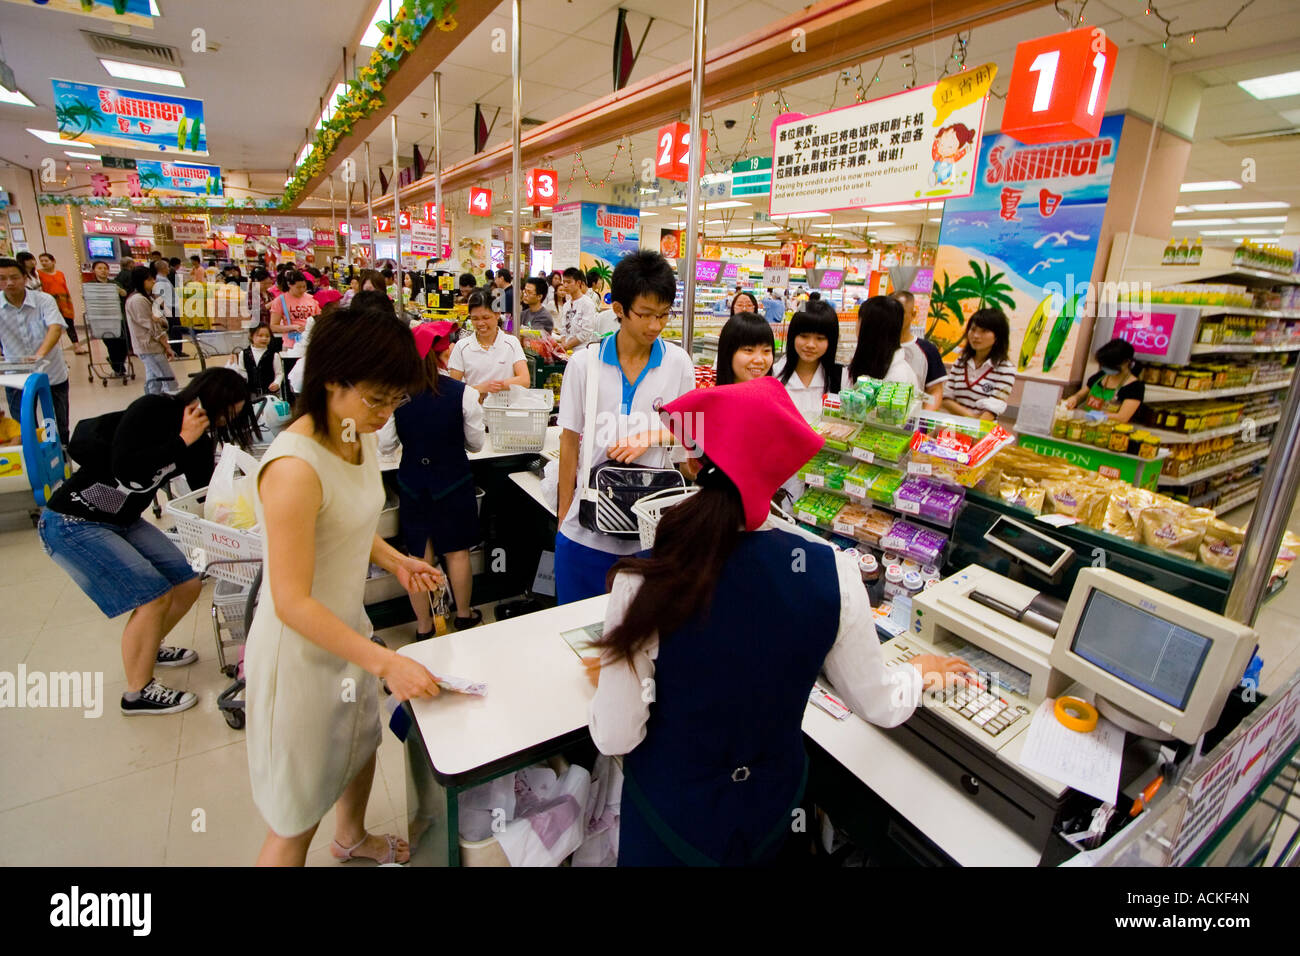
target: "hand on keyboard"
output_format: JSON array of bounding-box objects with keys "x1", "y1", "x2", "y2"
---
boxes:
[{"x1": 910, "y1": 654, "x2": 979, "y2": 694}]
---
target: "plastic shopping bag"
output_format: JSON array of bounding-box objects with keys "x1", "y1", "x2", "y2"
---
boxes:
[
  {"x1": 258, "y1": 398, "x2": 292, "y2": 430},
  {"x1": 203, "y1": 443, "x2": 260, "y2": 529}
]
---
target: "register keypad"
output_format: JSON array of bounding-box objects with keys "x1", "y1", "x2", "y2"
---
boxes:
[{"x1": 945, "y1": 686, "x2": 1029, "y2": 736}]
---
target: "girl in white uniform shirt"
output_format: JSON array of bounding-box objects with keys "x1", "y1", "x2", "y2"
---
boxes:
[
  {"x1": 843, "y1": 295, "x2": 923, "y2": 392},
  {"x1": 772, "y1": 300, "x2": 843, "y2": 422},
  {"x1": 447, "y1": 290, "x2": 530, "y2": 401},
  {"x1": 941, "y1": 308, "x2": 1016, "y2": 421}
]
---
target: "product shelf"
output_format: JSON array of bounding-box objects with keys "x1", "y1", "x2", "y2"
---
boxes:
[
  {"x1": 1142, "y1": 376, "x2": 1294, "y2": 403},
  {"x1": 1185, "y1": 475, "x2": 1264, "y2": 511},
  {"x1": 1213, "y1": 484, "x2": 1263, "y2": 516},
  {"x1": 1138, "y1": 413, "x2": 1280, "y2": 445},
  {"x1": 1157, "y1": 446, "x2": 1271, "y2": 488},
  {"x1": 1189, "y1": 342, "x2": 1300, "y2": 355},
  {"x1": 1156, "y1": 304, "x2": 1300, "y2": 319}
]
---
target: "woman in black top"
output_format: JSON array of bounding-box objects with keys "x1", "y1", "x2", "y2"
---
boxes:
[
  {"x1": 1063, "y1": 337, "x2": 1145, "y2": 423},
  {"x1": 38, "y1": 368, "x2": 253, "y2": 717}
]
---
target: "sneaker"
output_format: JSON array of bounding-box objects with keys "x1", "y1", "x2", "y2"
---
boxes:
[
  {"x1": 121, "y1": 679, "x2": 198, "y2": 716},
  {"x1": 155, "y1": 645, "x2": 198, "y2": 667}
]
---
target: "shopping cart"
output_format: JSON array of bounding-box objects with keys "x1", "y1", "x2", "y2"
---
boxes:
[
  {"x1": 82, "y1": 283, "x2": 135, "y2": 387},
  {"x1": 205, "y1": 561, "x2": 262, "y2": 730}
]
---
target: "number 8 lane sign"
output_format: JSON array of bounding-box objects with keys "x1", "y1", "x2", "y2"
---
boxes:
[{"x1": 1001, "y1": 27, "x2": 1117, "y2": 145}]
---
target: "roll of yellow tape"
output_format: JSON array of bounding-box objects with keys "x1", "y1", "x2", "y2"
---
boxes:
[{"x1": 1054, "y1": 696, "x2": 1099, "y2": 733}]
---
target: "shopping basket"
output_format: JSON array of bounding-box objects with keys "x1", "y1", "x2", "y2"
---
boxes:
[
  {"x1": 630, "y1": 486, "x2": 701, "y2": 549},
  {"x1": 483, "y1": 388, "x2": 554, "y2": 452},
  {"x1": 165, "y1": 489, "x2": 262, "y2": 586},
  {"x1": 211, "y1": 577, "x2": 250, "y2": 676}
]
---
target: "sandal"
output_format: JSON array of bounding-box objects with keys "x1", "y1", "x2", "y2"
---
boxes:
[
  {"x1": 454, "y1": 608, "x2": 484, "y2": 630},
  {"x1": 330, "y1": 832, "x2": 409, "y2": 865}
]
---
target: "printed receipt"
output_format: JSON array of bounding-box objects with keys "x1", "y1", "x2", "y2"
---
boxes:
[{"x1": 1017, "y1": 698, "x2": 1123, "y2": 804}]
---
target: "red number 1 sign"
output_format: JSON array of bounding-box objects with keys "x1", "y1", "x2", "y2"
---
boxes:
[
  {"x1": 655, "y1": 122, "x2": 708, "y2": 182},
  {"x1": 468, "y1": 187, "x2": 492, "y2": 217},
  {"x1": 1001, "y1": 27, "x2": 1117, "y2": 144}
]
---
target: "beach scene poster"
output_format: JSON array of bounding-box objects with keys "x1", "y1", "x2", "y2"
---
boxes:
[{"x1": 932, "y1": 113, "x2": 1124, "y2": 380}]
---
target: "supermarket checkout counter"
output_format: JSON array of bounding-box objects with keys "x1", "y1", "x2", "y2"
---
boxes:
[{"x1": 397, "y1": 547, "x2": 1290, "y2": 867}]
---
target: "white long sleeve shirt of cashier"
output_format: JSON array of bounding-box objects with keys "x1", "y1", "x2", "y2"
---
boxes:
[
  {"x1": 588, "y1": 519, "x2": 924, "y2": 754},
  {"x1": 377, "y1": 386, "x2": 486, "y2": 455}
]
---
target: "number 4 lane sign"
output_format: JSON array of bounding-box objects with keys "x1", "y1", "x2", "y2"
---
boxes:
[{"x1": 469, "y1": 187, "x2": 492, "y2": 217}]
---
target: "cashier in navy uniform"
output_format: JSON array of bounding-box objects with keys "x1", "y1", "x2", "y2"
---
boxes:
[
  {"x1": 585, "y1": 377, "x2": 976, "y2": 866},
  {"x1": 1062, "y1": 337, "x2": 1145, "y2": 424}
]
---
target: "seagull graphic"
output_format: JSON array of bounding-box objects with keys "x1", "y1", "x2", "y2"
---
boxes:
[{"x1": 1033, "y1": 230, "x2": 1089, "y2": 249}]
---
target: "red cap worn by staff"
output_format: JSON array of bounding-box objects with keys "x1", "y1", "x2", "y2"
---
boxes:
[
  {"x1": 412, "y1": 320, "x2": 455, "y2": 359},
  {"x1": 659, "y1": 376, "x2": 825, "y2": 531}
]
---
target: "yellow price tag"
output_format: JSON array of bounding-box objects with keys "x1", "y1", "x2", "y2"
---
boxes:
[{"x1": 933, "y1": 63, "x2": 998, "y2": 126}]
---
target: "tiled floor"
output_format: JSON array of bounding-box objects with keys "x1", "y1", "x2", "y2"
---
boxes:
[{"x1": 1, "y1": 347, "x2": 1298, "y2": 865}]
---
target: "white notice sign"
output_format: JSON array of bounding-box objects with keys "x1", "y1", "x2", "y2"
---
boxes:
[{"x1": 770, "y1": 69, "x2": 992, "y2": 215}]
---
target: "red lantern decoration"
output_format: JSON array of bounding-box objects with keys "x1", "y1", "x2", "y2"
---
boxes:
[
  {"x1": 525, "y1": 168, "x2": 558, "y2": 207},
  {"x1": 1001, "y1": 27, "x2": 1117, "y2": 145},
  {"x1": 654, "y1": 122, "x2": 708, "y2": 182},
  {"x1": 468, "y1": 187, "x2": 492, "y2": 217}
]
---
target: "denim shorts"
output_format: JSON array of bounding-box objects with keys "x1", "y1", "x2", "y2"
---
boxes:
[{"x1": 37, "y1": 510, "x2": 198, "y2": 619}]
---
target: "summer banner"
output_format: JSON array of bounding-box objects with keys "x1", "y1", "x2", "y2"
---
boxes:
[
  {"x1": 135, "y1": 160, "x2": 222, "y2": 197},
  {"x1": 579, "y1": 202, "x2": 640, "y2": 288},
  {"x1": 932, "y1": 113, "x2": 1124, "y2": 380},
  {"x1": 52, "y1": 79, "x2": 208, "y2": 155},
  {"x1": 770, "y1": 65, "x2": 995, "y2": 215}
]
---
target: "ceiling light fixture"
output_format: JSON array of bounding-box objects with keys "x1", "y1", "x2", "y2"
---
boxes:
[
  {"x1": 1172, "y1": 218, "x2": 1235, "y2": 226},
  {"x1": 98, "y1": 58, "x2": 186, "y2": 88},
  {"x1": 28, "y1": 127, "x2": 85, "y2": 145},
  {"x1": 1199, "y1": 228, "x2": 1285, "y2": 236},
  {"x1": 359, "y1": 1, "x2": 391, "y2": 48},
  {"x1": 1179, "y1": 181, "x2": 1243, "y2": 193},
  {"x1": 64, "y1": 151, "x2": 101, "y2": 160},
  {"x1": 669, "y1": 200, "x2": 751, "y2": 211},
  {"x1": 1190, "y1": 201, "x2": 1290, "y2": 211},
  {"x1": 0, "y1": 84, "x2": 36, "y2": 108},
  {"x1": 1237, "y1": 70, "x2": 1300, "y2": 100},
  {"x1": 1235, "y1": 216, "x2": 1289, "y2": 223}
]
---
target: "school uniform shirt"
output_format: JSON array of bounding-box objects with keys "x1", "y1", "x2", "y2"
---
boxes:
[
  {"x1": 0, "y1": 288, "x2": 69, "y2": 386},
  {"x1": 561, "y1": 294, "x2": 599, "y2": 346},
  {"x1": 447, "y1": 329, "x2": 526, "y2": 390},
  {"x1": 556, "y1": 334, "x2": 695, "y2": 556},
  {"x1": 590, "y1": 516, "x2": 922, "y2": 755},
  {"x1": 843, "y1": 350, "x2": 922, "y2": 393},
  {"x1": 944, "y1": 355, "x2": 1016, "y2": 416},
  {"x1": 378, "y1": 384, "x2": 485, "y2": 457},
  {"x1": 772, "y1": 355, "x2": 836, "y2": 422},
  {"x1": 902, "y1": 338, "x2": 948, "y2": 391}
]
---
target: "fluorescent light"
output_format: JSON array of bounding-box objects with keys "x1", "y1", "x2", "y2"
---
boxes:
[
  {"x1": 0, "y1": 84, "x2": 35, "y2": 107},
  {"x1": 928, "y1": 217, "x2": 943, "y2": 223},
  {"x1": 1180, "y1": 181, "x2": 1243, "y2": 193},
  {"x1": 1199, "y1": 228, "x2": 1284, "y2": 236},
  {"x1": 65, "y1": 151, "x2": 101, "y2": 160},
  {"x1": 1175, "y1": 205, "x2": 1193, "y2": 213},
  {"x1": 1173, "y1": 218, "x2": 1234, "y2": 226},
  {"x1": 639, "y1": 211, "x2": 658, "y2": 217},
  {"x1": 29, "y1": 127, "x2": 84, "y2": 145},
  {"x1": 1238, "y1": 70, "x2": 1300, "y2": 100},
  {"x1": 670, "y1": 200, "x2": 751, "y2": 211},
  {"x1": 99, "y1": 58, "x2": 186, "y2": 88},
  {"x1": 359, "y1": 1, "x2": 391, "y2": 47},
  {"x1": 296, "y1": 143, "x2": 313, "y2": 166},
  {"x1": 860, "y1": 202, "x2": 937, "y2": 212},
  {"x1": 726, "y1": 225, "x2": 782, "y2": 234},
  {"x1": 1236, "y1": 216, "x2": 1289, "y2": 223},
  {"x1": 847, "y1": 221, "x2": 895, "y2": 227},
  {"x1": 772, "y1": 211, "x2": 832, "y2": 219},
  {"x1": 317, "y1": 83, "x2": 348, "y2": 129},
  {"x1": 1190, "y1": 201, "x2": 1290, "y2": 211},
  {"x1": 638, "y1": 187, "x2": 658, "y2": 194}
]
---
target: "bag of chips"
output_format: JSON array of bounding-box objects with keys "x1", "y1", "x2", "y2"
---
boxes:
[
  {"x1": 1199, "y1": 519, "x2": 1246, "y2": 571},
  {"x1": 1139, "y1": 506, "x2": 1212, "y2": 560}
]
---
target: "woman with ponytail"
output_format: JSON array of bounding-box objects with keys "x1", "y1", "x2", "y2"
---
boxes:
[{"x1": 584, "y1": 377, "x2": 975, "y2": 866}]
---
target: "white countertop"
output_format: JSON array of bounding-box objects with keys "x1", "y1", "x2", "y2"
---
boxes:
[
  {"x1": 380, "y1": 425, "x2": 561, "y2": 472},
  {"x1": 508, "y1": 469, "x2": 556, "y2": 517},
  {"x1": 801, "y1": 705, "x2": 1041, "y2": 866},
  {"x1": 400, "y1": 595, "x2": 605, "y2": 779},
  {"x1": 402, "y1": 592, "x2": 1043, "y2": 863}
]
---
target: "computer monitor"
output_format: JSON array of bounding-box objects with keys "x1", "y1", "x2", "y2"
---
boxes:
[{"x1": 1049, "y1": 568, "x2": 1256, "y2": 744}]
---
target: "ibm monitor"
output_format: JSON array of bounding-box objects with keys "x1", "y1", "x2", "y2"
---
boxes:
[{"x1": 1049, "y1": 568, "x2": 1256, "y2": 744}]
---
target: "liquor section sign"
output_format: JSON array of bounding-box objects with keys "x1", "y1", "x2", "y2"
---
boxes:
[
  {"x1": 52, "y1": 79, "x2": 208, "y2": 155},
  {"x1": 769, "y1": 66, "x2": 994, "y2": 215}
]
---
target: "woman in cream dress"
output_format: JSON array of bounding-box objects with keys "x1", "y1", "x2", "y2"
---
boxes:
[{"x1": 246, "y1": 305, "x2": 445, "y2": 866}]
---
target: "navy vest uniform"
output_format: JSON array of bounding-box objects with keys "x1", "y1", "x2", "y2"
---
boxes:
[
  {"x1": 391, "y1": 375, "x2": 480, "y2": 556},
  {"x1": 619, "y1": 528, "x2": 841, "y2": 866}
]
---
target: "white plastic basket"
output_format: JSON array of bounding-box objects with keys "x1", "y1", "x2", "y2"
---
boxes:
[
  {"x1": 483, "y1": 389, "x2": 553, "y2": 452},
  {"x1": 630, "y1": 486, "x2": 701, "y2": 550},
  {"x1": 195, "y1": 329, "x2": 250, "y2": 357},
  {"x1": 165, "y1": 489, "x2": 263, "y2": 586},
  {"x1": 212, "y1": 578, "x2": 252, "y2": 641}
]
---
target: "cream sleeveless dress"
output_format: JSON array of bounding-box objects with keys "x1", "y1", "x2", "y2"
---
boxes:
[{"x1": 244, "y1": 429, "x2": 385, "y2": 837}]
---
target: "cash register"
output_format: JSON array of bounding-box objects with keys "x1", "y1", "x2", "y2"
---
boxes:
[{"x1": 877, "y1": 551, "x2": 1257, "y2": 860}]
